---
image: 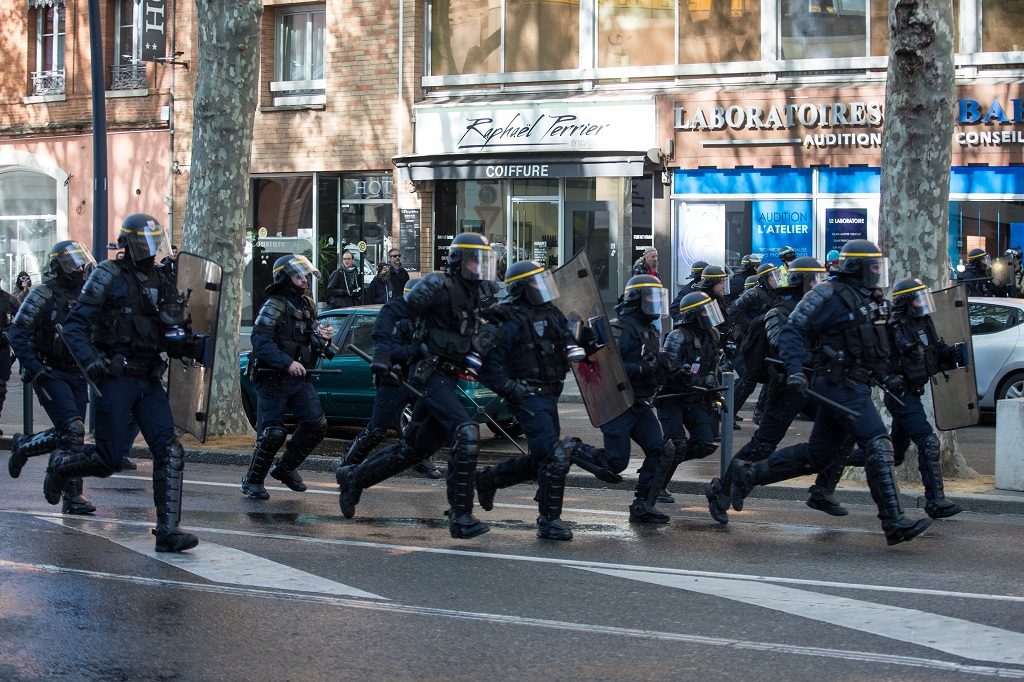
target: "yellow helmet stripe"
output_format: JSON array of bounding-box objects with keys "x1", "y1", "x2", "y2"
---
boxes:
[
  {"x1": 451, "y1": 243, "x2": 493, "y2": 251},
  {"x1": 505, "y1": 266, "x2": 545, "y2": 283},
  {"x1": 968, "y1": 251, "x2": 988, "y2": 260},
  {"x1": 625, "y1": 282, "x2": 664, "y2": 290},
  {"x1": 892, "y1": 283, "x2": 927, "y2": 296},
  {"x1": 840, "y1": 252, "x2": 883, "y2": 258},
  {"x1": 679, "y1": 296, "x2": 711, "y2": 312},
  {"x1": 789, "y1": 267, "x2": 826, "y2": 272},
  {"x1": 702, "y1": 273, "x2": 728, "y2": 279}
]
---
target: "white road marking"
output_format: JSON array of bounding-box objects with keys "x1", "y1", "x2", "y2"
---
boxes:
[
  {"x1": 37, "y1": 516, "x2": 384, "y2": 600},
  {"x1": 12, "y1": 509, "x2": 1024, "y2": 606},
  {"x1": 0, "y1": 557, "x2": 1021, "y2": 680},
  {"x1": 576, "y1": 567, "x2": 1024, "y2": 666}
]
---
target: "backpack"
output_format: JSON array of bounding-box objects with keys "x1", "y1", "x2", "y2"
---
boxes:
[{"x1": 740, "y1": 311, "x2": 771, "y2": 384}]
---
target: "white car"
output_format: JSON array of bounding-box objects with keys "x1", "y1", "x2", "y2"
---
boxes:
[{"x1": 968, "y1": 297, "x2": 1024, "y2": 409}]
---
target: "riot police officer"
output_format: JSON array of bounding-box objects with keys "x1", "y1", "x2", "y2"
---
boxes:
[
  {"x1": 241, "y1": 254, "x2": 334, "y2": 500},
  {"x1": 808, "y1": 278, "x2": 966, "y2": 520},
  {"x1": 656, "y1": 291, "x2": 724, "y2": 502},
  {"x1": 705, "y1": 257, "x2": 829, "y2": 523},
  {"x1": 55, "y1": 214, "x2": 207, "y2": 552},
  {"x1": 336, "y1": 232, "x2": 496, "y2": 539},
  {"x1": 725, "y1": 240, "x2": 932, "y2": 546},
  {"x1": 597, "y1": 275, "x2": 674, "y2": 523},
  {"x1": 727, "y1": 263, "x2": 781, "y2": 423},
  {"x1": 7, "y1": 241, "x2": 97, "y2": 514},
  {"x1": 670, "y1": 261, "x2": 707, "y2": 324},
  {"x1": 727, "y1": 254, "x2": 761, "y2": 306},
  {"x1": 474, "y1": 261, "x2": 578, "y2": 540},
  {"x1": 339, "y1": 284, "x2": 441, "y2": 479},
  {"x1": 960, "y1": 248, "x2": 994, "y2": 297},
  {"x1": 777, "y1": 245, "x2": 798, "y2": 286}
]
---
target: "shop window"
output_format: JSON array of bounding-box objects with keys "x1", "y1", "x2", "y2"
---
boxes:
[
  {"x1": 112, "y1": 0, "x2": 148, "y2": 90},
  {"x1": 0, "y1": 170, "x2": 58, "y2": 286},
  {"x1": 272, "y1": 5, "x2": 326, "y2": 106},
  {"x1": 30, "y1": 0, "x2": 66, "y2": 96},
  {"x1": 507, "y1": 0, "x2": 579, "y2": 72},
  {"x1": 598, "y1": 0, "x2": 673, "y2": 68},
  {"x1": 982, "y1": 0, "x2": 1024, "y2": 52},
  {"x1": 429, "y1": 0, "x2": 502, "y2": 76},
  {"x1": 679, "y1": 0, "x2": 759, "y2": 65},
  {"x1": 949, "y1": 200, "x2": 1024, "y2": 271},
  {"x1": 779, "y1": 0, "x2": 868, "y2": 60}
]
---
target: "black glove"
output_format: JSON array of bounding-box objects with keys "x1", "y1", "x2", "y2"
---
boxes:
[
  {"x1": 85, "y1": 356, "x2": 109, "y2": 382},
  {"x1": 882, "y1": 374, "x2": 906, "y2": 396},
  {"x1": 502, "y1": 379, "x2": 532, "y2": 404},
  {"x1": 787, "y1": 372, "x2": 809, "y2": 396}
]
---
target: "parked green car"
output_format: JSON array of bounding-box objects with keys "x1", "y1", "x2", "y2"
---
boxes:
[{"x1": 239, "y1": 305, "x2": 519, "y2": 436}]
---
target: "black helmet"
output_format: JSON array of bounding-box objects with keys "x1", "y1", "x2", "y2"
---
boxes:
[
  {"x1": 967, "y1": 248, "x2": 991, "y2": 274},
  {"x1": 118, "y1": 213, "x2": 170, "y2": 264},
  {"x1": 837, "y1": 239, "x2": 889, "y2": 289},
  {"x1": 47, "y1": 240, "x2": 96, "y2": 283},
  {"x1": 622, "y1": 274, "x2": 669, "y2": 317},
  {"x1": 696, "y1": 265, "x2": 730, "y2": 296},
  {"x1": 272, "y1": 254, "x2": 319, "y2": 285},
  {"x1": 740, "y1": 254, "x2": 762, "y2": 270},
  {"x1": 678, "y1": 291, "x2": 725, "y2": 330},
  {"x1": 778, "y1": 245, "x2": 797, "y2": 264},
  {"x1": 504, "y1": 260, "x2": 559, "y2": 305},
  {"x1": 784, "y1": 256, "x2": 826, "y2": 293},
  {"x1": 891, "y1": 278, "x2": 936, "y2": 317},
  {"x1": 755, "y1": 263, "x2": 781, "y2": 289},
  {"x1": 448, "y1": 233, "x2": 497, "y2": 281},
  {"x1": 743, "y1": 275, "x2": 758, "y2": 290},
  {"x1": 688, "y1": 260, "x2": 708, "y2": 281}
]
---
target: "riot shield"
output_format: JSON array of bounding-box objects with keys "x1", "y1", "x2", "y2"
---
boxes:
[
  {"x1": 167, "y1": 252, "x2": 223, "y2": 442},
  {"x1": 552, "y1": 251, "x2": 634, "y2": 427},
  {"x1": 990, "y1": 257, "x2": 1016, "y2": 296},
  {"x1": 928, "y1": 285, "x2": 980, "y2": 431}
]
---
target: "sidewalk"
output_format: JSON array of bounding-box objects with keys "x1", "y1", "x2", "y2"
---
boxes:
[{"x1": 4, "y1": 371, "x2": 1021, "y2": 517}]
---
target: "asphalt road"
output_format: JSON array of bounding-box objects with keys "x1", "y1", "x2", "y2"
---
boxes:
[{"x1": 2, "y1": 455, "x2": 1022, "y2": 681}]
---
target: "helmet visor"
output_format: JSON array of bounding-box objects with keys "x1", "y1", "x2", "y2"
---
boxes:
[
  {"x1": 278, "y1": 254, "x2": 321, "y2": 280},
  {"x1": 52, "y1": 242, "x2": 96, "y2": 275},
  {"x1": 862, "y1": 257, "x2": 890, "y2": 289},
  {"x1": 123, "y1": 219, "x2": 171, "y2": 261},
  {"x1": 639, "y1": 285, "x2": 670, "y2": 316},
  {"x1": 760, "y1": 268, "x2": 781, "y2": 289},
  {"x1": 521, "y1": 269, "x2": 560, "y2": 305},
  {"x1": 459, "y1": 247, "x2": 497, "y2": 281},
  {"x1": 703, "y1": 298, "x2": 725, "y2": 328},
  {"x1": 896, "y1": 286, "x2": 936, "y2": 317}
]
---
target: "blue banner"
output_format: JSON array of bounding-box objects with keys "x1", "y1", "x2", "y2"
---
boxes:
[
  {"x1": 751, "y1": 200, "x2": 813, "y2": 264},
  {"x1": 825, "y1": 207, "x2": 868, "y2": 254}
]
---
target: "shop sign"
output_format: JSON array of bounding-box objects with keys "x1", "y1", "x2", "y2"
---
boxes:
[
  {"x1": 343, "y1": 175, "x2": 393, "y2": 200},
  {"x1": 751, "y1": 200, "x2": 813, "y2": 264},
  {"x1": 825, "y1": 208, "x2": 868, "y2": 254},
  {"x1": 415, "y1": 100, "x2": 656, "y2": 155}
]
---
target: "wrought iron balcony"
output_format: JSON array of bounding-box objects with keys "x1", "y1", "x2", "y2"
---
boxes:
[
  {"x1": 31, "y1": 69, "x2": 65, "y2": 96},
  {"x1": 110, "y1": 61, "x2": 148, "y2": 90}
]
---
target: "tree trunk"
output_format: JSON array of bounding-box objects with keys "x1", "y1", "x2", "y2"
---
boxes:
[
  {"x1": 180, "y1": 0, "x2": 263, "y2": 437},
  {"x1": 878, "y1": 0, "x2": 976, "y2": 480}
]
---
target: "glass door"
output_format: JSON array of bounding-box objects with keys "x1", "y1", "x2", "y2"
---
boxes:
[
  {"x1": 508, "y1": 199, "x2": 560, "y2": 275},
  {"x1": 565, "y1": 201, "x2": 619, "y2": 314}
]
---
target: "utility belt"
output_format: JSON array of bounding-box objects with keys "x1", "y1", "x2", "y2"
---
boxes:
[
  {"x1": 523, "y1": 380, "x2": 562, "y2": 396},
  {"x1": 103, "y1": 353, "x2": 163, "y2": 378}
]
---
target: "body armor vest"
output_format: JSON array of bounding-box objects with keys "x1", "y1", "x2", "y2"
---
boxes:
[
  {"x1": 500, "y1": 303, "x2": 569, "y2": 385},
  {"x1": 663, "y1": 324, "x2": 720, "y2": 395},
  {"x1": 96, "y1": 264, "x2": 165, "y2": 364},
  {"x1": 419, "y1": 276, "x2": 480, "y2": 364},
  {"x1": 614, "y1": 314, "x2": 661, "y2": 398},
  {"x1": 891, "y1": 315, "x2": 941, "y2": 388},
  {"x1": 38, "y1": 282, "x2": 78, "y2": 370},
  {"x1": 270, "y1": 293, "x2": 319, "y2": 367},
  {"x1": 814, "y1": 281, "x2": 892, "y2": 378}
]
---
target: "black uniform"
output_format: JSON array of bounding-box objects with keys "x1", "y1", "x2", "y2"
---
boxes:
[
  {"x1": 7, "y1": 275, "x2": 95, "y2": 514},
  {"x1": 336, "y1": 269, "x2": 490, "y2": 539},
  {"x1": 58, "y1": 250, "x2": 204, "y2": 552},
  {"x1": 727, "y1": 284, "x2": 776, "y2": 421},
  {"x1": 959, "y1": 262, "x2": 994, "y2": 297},
  {"x1": 241, "y1": 278, "x2": 333, "y2": 499},
  {"x1": 475, "y1": 299, "x2": 575, "y2": 540}
]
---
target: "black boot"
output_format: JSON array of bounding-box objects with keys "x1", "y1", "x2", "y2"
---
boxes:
[
  {"x1": 563, "y1": 437, "x2": 623, "y2": 483},
  {"x1": 61, "y1": 478, "x2": 96, "y2": 515},
  {"x1": 475, "y1": 454, "x2": 535, "y2": 512},
  {"x1": 630, "y1": 445, "x2": 673, "y2": 524},
  {"x1": 44, "y1": 449, "x2": 114, "y2": 505},
  {"x1": 806, "y1": 459, "x2": 848, "y2": 516},
  {"x1": 269, "y1": 417, "x2": 326, "y2": 493},
  {"x1": 918, "y1": 435, "x2": 963, "y2": 519},
  {"x1": 446, "y1": 423, "x2": 489, "y2": 539},
  {"x1": 241, "y1": 426, "x2": 285, "y2": 499},
  {"x1": 9, "y1": 429, "x2": 60, "y2": 479},
  {"x1": 336, "y1": 443, "x2": 420, "y2": 519},
  {"x1": 536, "y1": 444, "x2": 572, "y2": 541},
  {"x1": 153, "y1": 441, "x2": 199, "y2": 553},
  {"x1": 704, "y1": 478, "x2": 730, "y2": 524},
  {"x1": 475, "y1": 466, "x2": 498, "y2": 511},
  {"x1": 864, "y1": 437, "x2": 930, "y2": 546},
  {"x1": 341, "y1": 427, "x2": 387, "y2": 468},
  {"x1": 412, "y1": 455, "x2": 444, "y2": 479}
]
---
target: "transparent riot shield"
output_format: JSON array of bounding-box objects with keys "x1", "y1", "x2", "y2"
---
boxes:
[
  {"x1": 552, "y1": 251, "x2": 634, "y2": 427},
  {"x1": 928, "y1": 285, "x2": 980, "y2": 431},
  {"x1": 167, "y1": 252, "x2": 223, "y2": 442},
  {"x1": 991, "y1": 257, "x2": 1016, "y2": 296}
]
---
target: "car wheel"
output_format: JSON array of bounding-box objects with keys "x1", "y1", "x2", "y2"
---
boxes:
[
  {"x1": 240, "y1": 390, "x2": 257, "y2": 429},
  {"x1": 487, "y1": 419, "x2": 522, "y2": 439},
  {"x1": 997, "y1": 371, "x2": 1024, "y2": 401}
]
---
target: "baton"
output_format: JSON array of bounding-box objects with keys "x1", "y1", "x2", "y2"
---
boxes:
[
  {"x1": 54, "y1": 323, "x2": 103, "y2": 399},
  {"x1": 870, "y1": 377, "x2": 906, "y2": 408},
  {"x1": 765, "y1": 358, "x2": 860, "y2": 418},
  {"x1": 451, "y1": 382, "x2": 529, "y2": 456},
  {"x1": 347, "y1": 344, "x2": 423, "y2": 399}
]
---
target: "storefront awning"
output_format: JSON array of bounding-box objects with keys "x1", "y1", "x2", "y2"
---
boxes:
[{"x1": 393, "y1": 151, "x2": 653, "y2": 182}]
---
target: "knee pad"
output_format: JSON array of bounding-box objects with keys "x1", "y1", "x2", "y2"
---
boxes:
[
  {"x1": 544, "y1": 443, "x2": 572, "y2": 476},
  {"x1": 293, "y1": 416, "x2": 328, "y2": 449},
  {"x1": 919, "y1": 433, "x2": 940, "y2": 462},
  {"x1": 452, "y1": 421, "x2": 480, "y2": 464},
  {"x1": 865, "y1": 435, "x2": 895, "y2": 466},
  {"x1": 260, "y1": 425, "x2": 288, "y2": 451},
  {"x1": 455, "y1": 421, "x2": 480, "y2": 445},
  {"x1": 166, "y1": 439, "x2": 186, "y2": 472},
  {"x1": 58, "y1": 417, "x2": 86, "y2": 450}
]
